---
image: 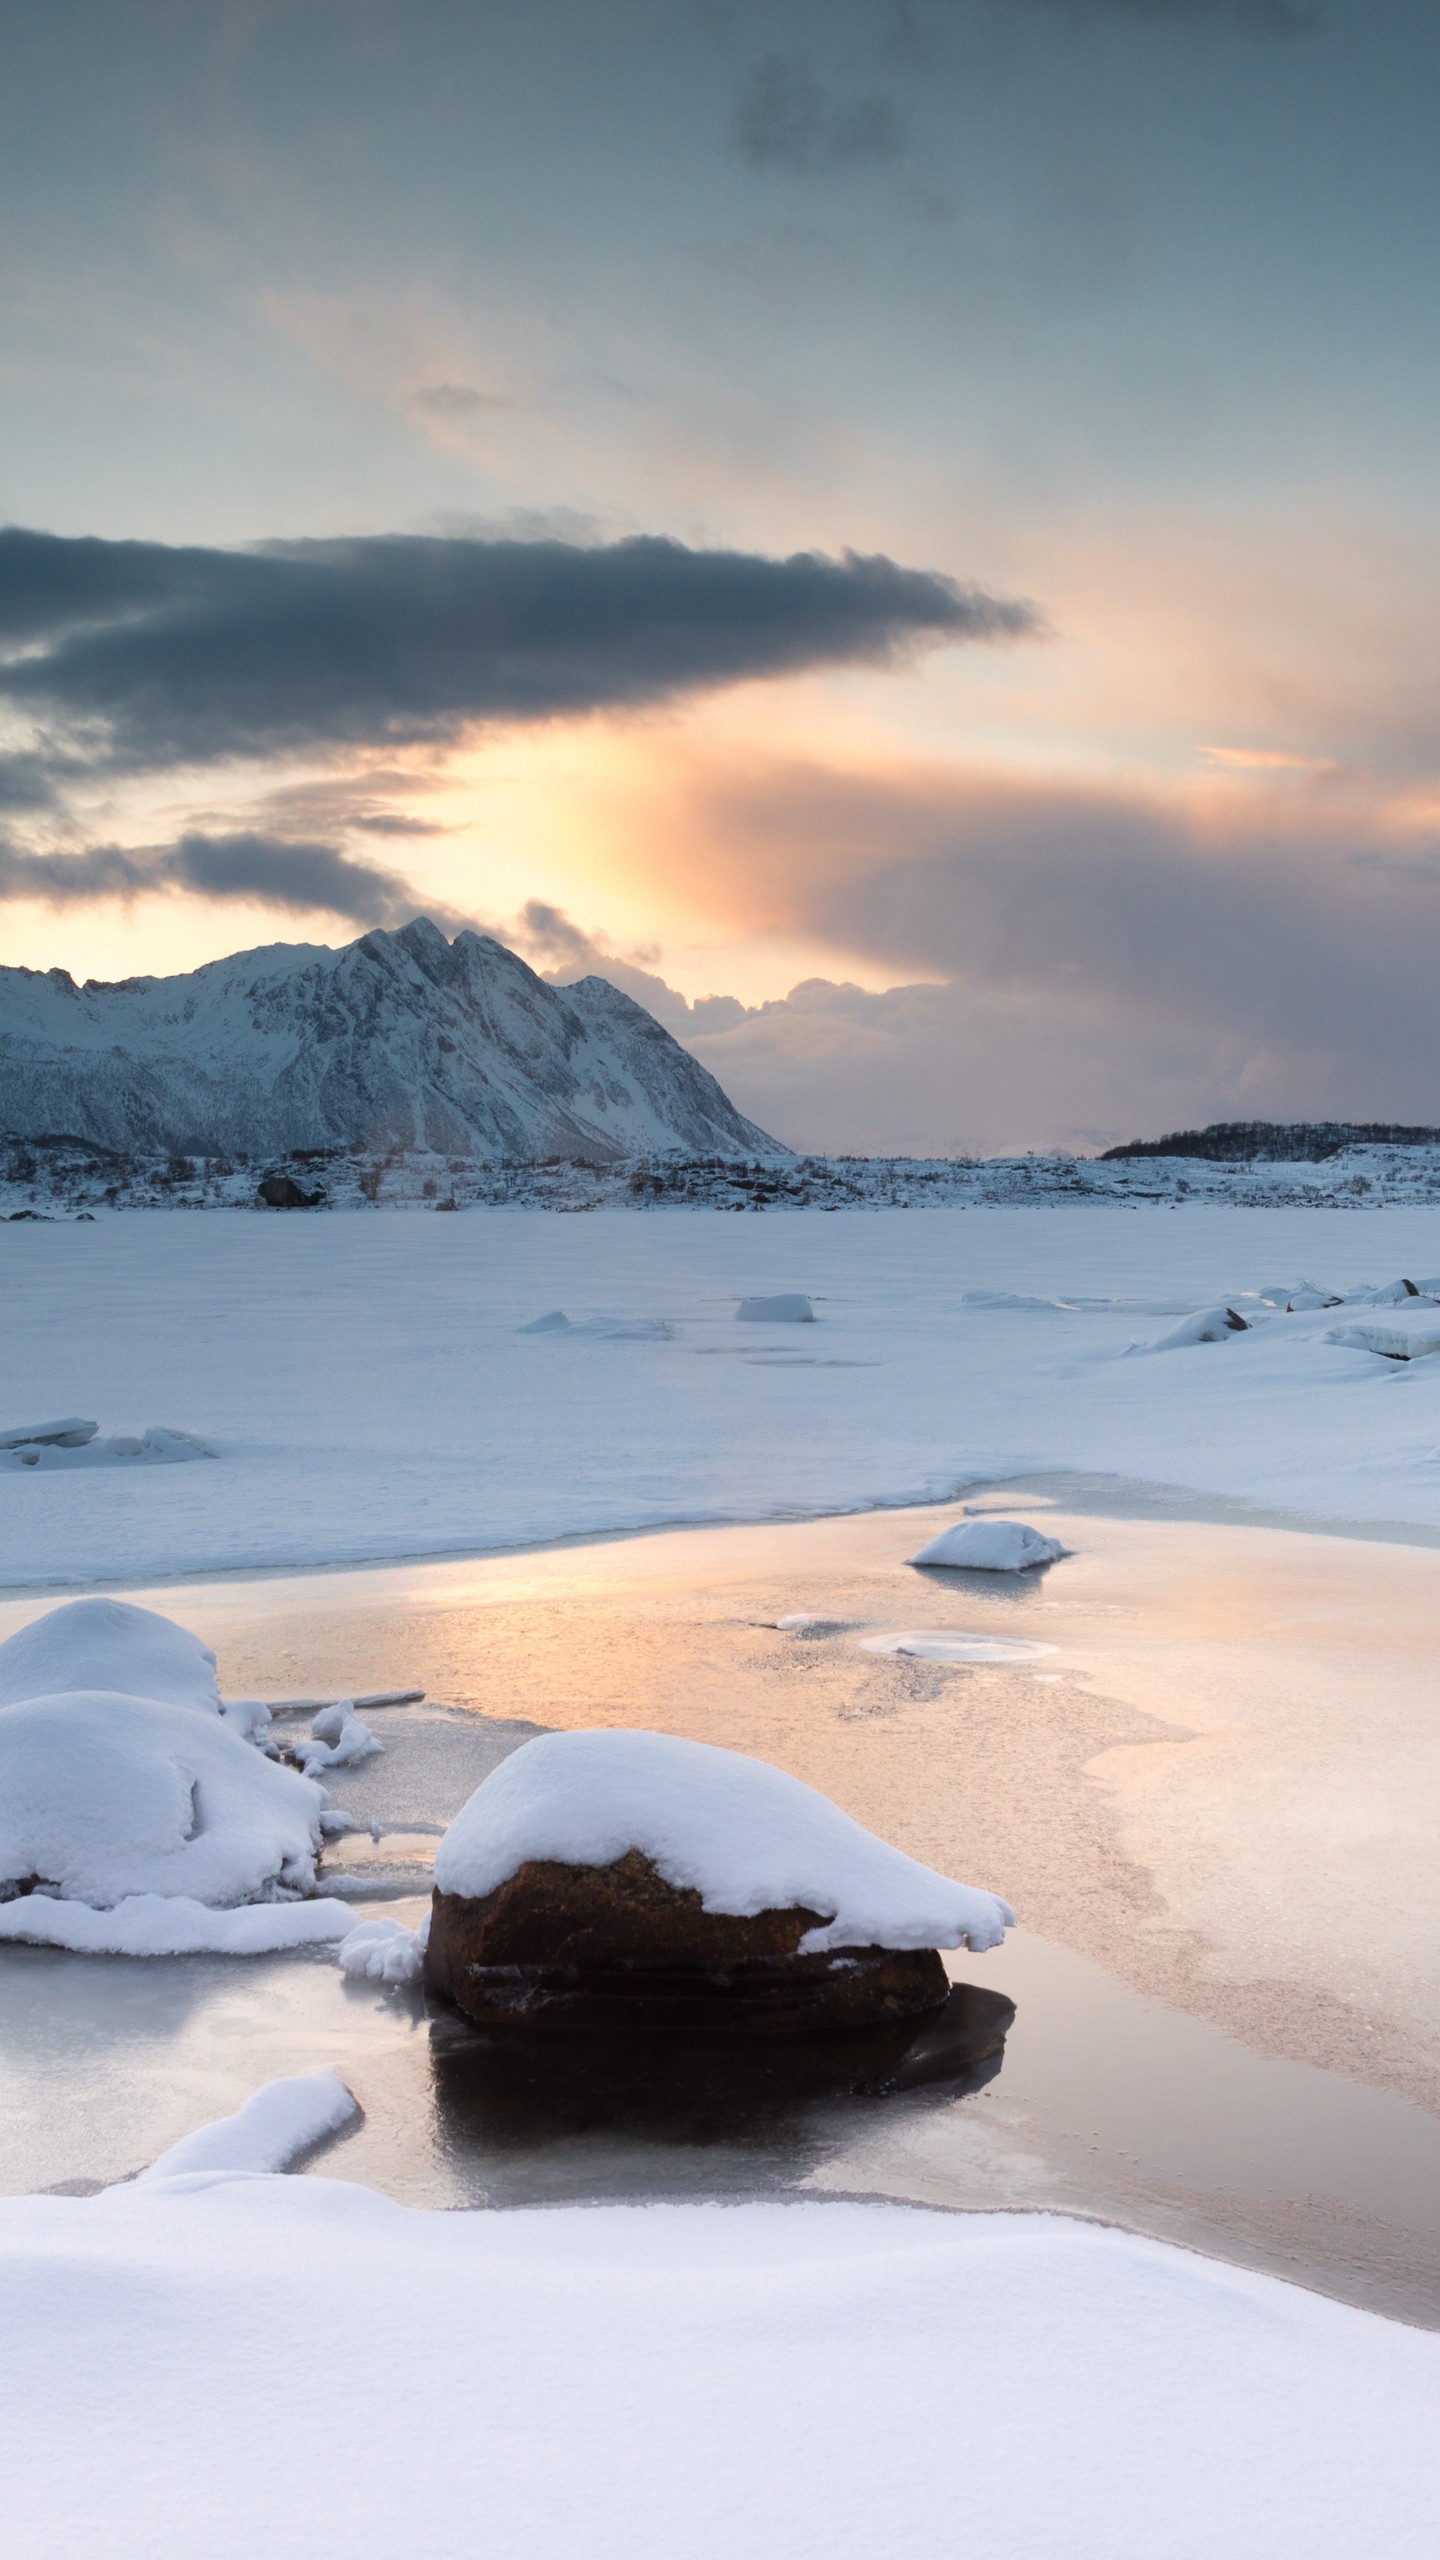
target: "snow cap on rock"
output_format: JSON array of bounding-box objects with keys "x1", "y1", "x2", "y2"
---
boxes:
[
  {"x1": 908, "y1": 1519, "x2": 1064, "y2": 1573},
  {"x1": 434, "y1": 1728, "x2": 1013, "y2": 1955},
  {"x1": 0, "y1": 1597, "x2": 223, "y2": 1715}
]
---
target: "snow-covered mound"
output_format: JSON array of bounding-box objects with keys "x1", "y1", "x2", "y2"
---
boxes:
[
  {"x1": 1328, "y1": 1318, "x2": 1440, "y2": 1363},
  {"x1": 0, "y1": 1597, "x2": 222, "y2": 1714},
  {"x1": 137, "y1": 2071, "x2": 359, "y2": 2181},
  {"x1": 0, "y1": 1892, "x2": 355, "y2": 1956},
  {"x1": 434, "y1": 1729, "x2": 1013, "y2": 1955},
  {"x1": 0, "y1": 918, "x2": 785, "y2": 1164},
  {"x1": 908, "y1": 1518, "x2": 1064, "y2": 1572},
  {"x1": 0, "y1": 1690, "x2": 327, "y2": 1907},
  {"x1": 1148, "y1": 1303, "x2": 1250, "y2": 1350}
]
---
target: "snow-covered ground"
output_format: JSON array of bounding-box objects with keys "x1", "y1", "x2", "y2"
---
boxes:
[
  {"x1": 5, "y1": 1204, "x2": 1440, "y2": 1587},
  {"x1": 3, "y1": 2141, "x2": 1435, "y2": 2560}
]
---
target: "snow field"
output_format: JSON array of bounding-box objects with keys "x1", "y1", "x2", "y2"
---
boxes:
[
  {"x1": 1, "y1": 2165, "x2": 1435, "y2": 2560},
  {"x1": 9, "y1": 1204, "x2": 1440, "y2": 1591}
]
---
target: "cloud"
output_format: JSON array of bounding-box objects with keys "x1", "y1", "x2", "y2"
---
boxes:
[
  {"x1": 1009, "y1": 0, "x2": 1318, "y2": 28},
  {"x1": 0, "y1": 526, "x2": 1032, "y2": 781},
  {"x1": 732, "y1": 55, "x2": 905, "y2": 175},
  {"x1": 0, "y1": 829, "x2": 444, "y2": 929},
  {"x1": 408, "y1": 382, "x2": 514, "y2": 421}
]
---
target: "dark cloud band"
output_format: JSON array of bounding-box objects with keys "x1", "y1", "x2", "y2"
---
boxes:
[
  {"x1": 0, "y1": 830, "x2": 425, "y2": 927},
  {"x1": 0, "y1": 527, "x2": 1034, "y2": 776}
]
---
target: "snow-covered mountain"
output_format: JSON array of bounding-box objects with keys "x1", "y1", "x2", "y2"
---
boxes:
[{"x1": 0, "y1": 919, "x2": 785, "y2": 1163}]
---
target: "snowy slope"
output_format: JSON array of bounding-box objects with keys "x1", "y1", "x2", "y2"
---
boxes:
[{"x1": 0, "y1": 918, "x2": 784, "y2": 1163}]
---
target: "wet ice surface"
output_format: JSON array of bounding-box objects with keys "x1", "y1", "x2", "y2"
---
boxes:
[{"x1": 2, "y1": 1494, "x2": 1438, "y2": 2326}]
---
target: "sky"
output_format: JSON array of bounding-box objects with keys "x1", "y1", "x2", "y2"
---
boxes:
[{"x1": 3, "y1": 0, "x2": 1440, "y2": 1155}]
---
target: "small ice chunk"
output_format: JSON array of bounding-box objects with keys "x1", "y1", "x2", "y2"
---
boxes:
[
  {"x1": 140, "y1": 1426, "x2": 218, "y2": 1460},
  {"x1": 737, "y1": 1294, "x2": 815, "y2": 1323},
  {"x1": 136, "y1": 2070, "x2": 359, "y2": 2182},
  {"x1": 294, "y1": 1701, "x2": 383, "y2": 1773},
  {"x1": 1327, "y1": 1320, "x2": 1440, "y2": 1363},
  {"x1": 0, "y1": 1418, "x2": 97, "y2": 1451},
  {"x1": 908, "y1": 1519, "x2": 1064, "y2": 1573},
  {"x1": 1148, "y1": 1305, "x2": 1249, "y2": 1350},
  {"x1": 861, "y1": 1630, "x2": 1056, "y2": 1665},
  {"x1": 518, "y1": 1309, "x2": 571, "y2": 1333},
  {"x1": 1256, "y1": 1280, "x2": 1341, "y2": 1312},
  {"x1": 335, "y1": 1914, "x2": 427, "y2": 1984}
]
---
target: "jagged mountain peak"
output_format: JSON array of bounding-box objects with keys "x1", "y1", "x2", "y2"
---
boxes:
[{"x1": 0, "y1": 919, "x2": 787, "y2": 1165}]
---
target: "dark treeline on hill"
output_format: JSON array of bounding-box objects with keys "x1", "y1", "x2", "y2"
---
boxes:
[{"x1": 1102, "y1": 1121, "x2": 1440, "y2": 1164}]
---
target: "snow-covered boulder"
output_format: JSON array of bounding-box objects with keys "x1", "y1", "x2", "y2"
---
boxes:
[
  {"x1": 908, "y1": 1519, "x2": 1064, "y2": 1573},
  {"x1": 1256, "y1": 1280, "x2": 1340, "y2": 1312},
  {"x1": 0, "y1": 1689, "x2": 327, "y2": 1908},
  {"x1": 1148, "y1": 1304, "x2": 1249, "y2": 1351},
  {"x1": 737, "y1": 1294, "x2": 814, "y2": 1323},
  {"x1": 0, "y1": 1598, "x2": 223, "y2": 1716},
  {"x1": 0, "y1": 1418, "x2": 96, "y2": 1451},
  {"x1": 426, "y1": 1729, "x2": 1012, "y2": 2032},
  {"x1": 1327, "y1": 1319, "x2": 1440, "y2": 1364}
]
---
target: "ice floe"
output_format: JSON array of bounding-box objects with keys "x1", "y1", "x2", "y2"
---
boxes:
[
  {"x1": 434, "y1": 1728, "x2": 1013, "y2": 1954},
  {"x1": 737, "y1": 1292, "x2": 815, "y2": 1322},
  {"x1": 137, "y1": 2070, "x2": 359, "y2": 2180},
  {"x1": 908, "y1": 1518, "x2": 1064, "y2": 1572},
  {"x1": 0, "y1": 1891, "x2": 355, "y2": 1956},
  {"x1": 0, "y1": 1423, "x2": 216, "y2": 1472},
  {"x1": 1327, "y1": 1318, "x2": 1440, "y2": 1363}
]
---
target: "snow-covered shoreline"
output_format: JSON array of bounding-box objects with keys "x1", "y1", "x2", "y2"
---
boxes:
[{"x1": 5, "y1": 1203, "x2": 1440, "y2": 1587}]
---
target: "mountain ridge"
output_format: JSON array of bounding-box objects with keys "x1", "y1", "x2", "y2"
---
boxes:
[{"x1": 0, "y1": 918, "x2": 786, "y2": 1164}]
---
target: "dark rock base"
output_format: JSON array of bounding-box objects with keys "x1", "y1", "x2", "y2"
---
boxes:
[{"x1": 425, "y1": 1856, "x2": 952, "y2": 2034}]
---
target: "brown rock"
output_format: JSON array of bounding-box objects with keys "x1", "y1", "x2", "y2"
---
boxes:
[{"x1": 424, "y1": 1848, "x2": 950, "y2": 2034}]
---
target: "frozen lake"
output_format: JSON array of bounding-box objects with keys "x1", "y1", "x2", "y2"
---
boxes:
[{"x1": 3, "y1": 1492, "x2": 1437, "y2": 2326}]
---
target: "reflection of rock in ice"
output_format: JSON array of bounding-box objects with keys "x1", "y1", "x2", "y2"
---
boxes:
[
  {"x1": 908, "y1": 1519, "x2": 1064, "y2": 1573},
  {"x1": 425, "y1": 1727, "x2": 1012, "y2": 2034},
  {"x1": 294, "y1": 1700, "x2": 383, "y2": 1773},
  {"x1": 1147, "y1": 1304, "x2": 1249, "y2": 1350},
  {"x1": 0, "y1": 1596, "x2": 223, "y2": 1715},
  {"x1": 737, "y1": 1293, "x2": 815, "y2": 1323},
  {"x1": 860, "y1": 1629, "x2": 1056, "y2": 1665}
]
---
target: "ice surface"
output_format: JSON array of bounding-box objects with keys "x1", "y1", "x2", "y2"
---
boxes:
[
  {"x1": 335, "y1": 1914, "x2": 427, "y2": 1983},
  {"x1": 434, "y1": 1727, "x2": 1013, "y2": 1954},
  {"x1": 3, "y1": 2173, "x2": 1436, "y2": 2560},
  {"x1": 859, "y1": 1629, "x2": 1055, "y2": 1664},
  {"x1": 11, "y1": 1206, "x2": 1440, "y2": 1589},
  {"x1": 0, "y1": 1891, "x2": 355, "y2": 1955},
  {"x1": 0, "y1": 1690, "x2": 327, "y2": 1906},
  {"x1": 908, "y1": 1518, "x2": 1064, "y2": 1571},
  {"x1": 0, "y1": 1597, "x2": 222, "y2": 1714},
  {"x1": 136, "y1": 2072, "x2": 359, "y2": 2181},
  {"x1": 737, "y1": 1292, "x2": 815, "y2": 1322}
]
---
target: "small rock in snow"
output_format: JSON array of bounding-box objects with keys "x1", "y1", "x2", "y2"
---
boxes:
[{"x1": 1147, "y1": 1304, "x2": 1250, "y2": 1350}]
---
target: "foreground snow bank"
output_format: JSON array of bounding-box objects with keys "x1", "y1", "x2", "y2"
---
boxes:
[
  {"x1": 2, "y1": 2173, "x2": 1435, "y2": 2560},
  {"x1": 138, "y1": 2072, "x2": 358, "y2": 2181},
  {"x1": 0, "y1": 1691, "x2": 327, "y2": 1907},
  {"x1": 435, "y1": 1729, "x2": 1013, "y2": 1954},
  {"x1": 908, "y1": 1518, "x2": 1064, "y2": 1572}
]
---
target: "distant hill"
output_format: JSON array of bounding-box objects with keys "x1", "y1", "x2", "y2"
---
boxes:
[
  {"x1": 1101, "y1": 1120, "x2": 1440, "y2": 1164},
  {"x1": 0, "y1": 917, "x2": 785, "y2": 1165}
]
